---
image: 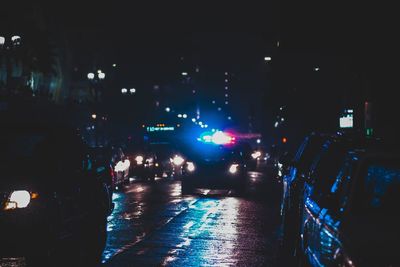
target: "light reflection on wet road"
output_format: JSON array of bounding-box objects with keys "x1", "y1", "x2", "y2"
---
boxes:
[
  {"x1": 103, "y1": 169, "x2": 282, "y2": 266},
  {"x1": 0, "y1": 169, "x2": 282, "y2": 266}
]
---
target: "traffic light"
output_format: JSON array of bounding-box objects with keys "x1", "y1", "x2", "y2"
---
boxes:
[{"x1": 282, "y1": 137, "x2": 288, "y2": 144}]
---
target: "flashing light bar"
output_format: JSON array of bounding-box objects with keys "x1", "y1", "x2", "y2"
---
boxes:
[{"x1": 198, "y1": 131, "x2": 235, "y2": 145}]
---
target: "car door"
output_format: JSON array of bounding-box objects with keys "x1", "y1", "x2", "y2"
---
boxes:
[
  {"x1": 315, "y1": 158, "x2": 355, "y2": 266},
  {"x1": 51, "y1": 132, "x2": 93, "y2": 239}
]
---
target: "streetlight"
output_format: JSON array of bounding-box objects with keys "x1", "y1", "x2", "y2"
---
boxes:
[
  {"x1": 165, "y1": 107, "x2": 171, "y2": 112},
  {"x1": 87, "y1": 70, "x2": 106, "y2": 147},
  {"x1": 121, "y1": 88, "x2": 128, "y2": 94},
  {"x1": 264, "y1": 56, "x2": 272, "y2": 61},
  {"x1": 129, "y1": 88, "x2": 136, "y2": 94},
  {"x1": 1, "y1": 35, "x2": 23, "y2": 91},
  {"x1": 0, "y1": 35, "x2": 23, "y2": 47},
  {"x1": 87, "y1": 71, "x2": 105, "y2": 101},
  {"x1": 87, "y1": 73, "x2": 95, "y2": 80},
  {"x1": 182, "y1": 114, "x2": 188, "y2": 119}
]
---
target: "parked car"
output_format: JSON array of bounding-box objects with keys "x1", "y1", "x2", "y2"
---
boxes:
[
  {"x1": 280, "y1": 132, "x2": 332, "y2": 255},
  {"x1": 299, "y1": 149, "x2": 400, "y2": 267},
  {"x1": 88, "y1": 146, "x2": 116, "y2": 210},
  {"x1": 0, "y1": 122, "x2": 112, "y2": 266}
]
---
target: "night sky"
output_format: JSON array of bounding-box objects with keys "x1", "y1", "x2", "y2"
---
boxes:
[{"x1": 2, "y1": 2, "x2": 398, "y2": 144}]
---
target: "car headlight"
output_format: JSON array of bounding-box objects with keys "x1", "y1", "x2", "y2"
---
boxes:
[
  {"x1": 3, "y1": 190, "x2": 38, "y2": 211},
  {"x1": 172, "y1": 155, "x2": 185, "y2": 166},
  {"x1": 186, "y1": 162, "x2": 196, "y2": 172},
  {"x1": 251, "y1": 151, "x2": 262, "y2": 159},
  {"x1": 229, "y1": 164, "x2": 239, "y2": 174},
  {"x1": 135, "y1": 155, "x2": 144, "y2": 165}
]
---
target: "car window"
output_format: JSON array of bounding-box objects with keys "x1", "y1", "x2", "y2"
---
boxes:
[
  {"x1": 358, "y1": 162, "x2": 400, "y2": 216},
  {"x1": 329, "y1": 159, "x2": 354, "y2": 214},
  {"x1": 295, "y1": 135, "x2": 326, "y2": 173},
  {"x1": 310, "y1": 141, "x2": 347, "y2": 200}
]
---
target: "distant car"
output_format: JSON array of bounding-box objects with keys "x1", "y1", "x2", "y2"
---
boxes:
[
  {"x1": 111, "y1": 147, "x2": 130, "y2": 188},
  {"x1": 114, "y1": 157, "x2": 130, "y2": 187},
  {"x1": 128, "y1": 142, "x2": 185, "y2": 181},
  {"x1": 299, "y1": 149, "x2": 400, "y2": 267},
  {"x1": 0, "y1": 123, "x2": 111, "y2": 266},
  {"x1": 181, "y1": 132, "x2": 249, "y2": 195}
]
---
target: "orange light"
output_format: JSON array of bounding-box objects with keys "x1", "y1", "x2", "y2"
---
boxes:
[
  {"x1": 282, "y1": 137, "x2": 287, "y2": 143},
  {"x1": 31, "y1": 192, "x2": 39, "y2": 199}
]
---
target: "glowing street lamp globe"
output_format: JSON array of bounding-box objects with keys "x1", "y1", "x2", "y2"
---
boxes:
[{"x1": 87, "y1": 73, "x2": 95, "y2": 80}]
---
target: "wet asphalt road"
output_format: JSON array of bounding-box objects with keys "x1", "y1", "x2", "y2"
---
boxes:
[
  {"x1": 0, "y1": 166, "x2": 283, "y2": 267},
  {"x1": 102, "y1": 167, "x2": 282, "y2": 267}
]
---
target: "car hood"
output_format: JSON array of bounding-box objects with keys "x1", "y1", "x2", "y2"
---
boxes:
[
  {"x1": 0, "y1": 160, "x2": 43, "y2": 191},
  {"x1": 0, "y1": 175, "x2": 40, "y2": 191}
]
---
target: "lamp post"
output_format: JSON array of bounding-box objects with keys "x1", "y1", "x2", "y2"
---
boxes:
[
  {"x1": 87, "y1": 70, "x2": 105, "y2": 102},
  {"x1": 0, "y1": 34, "x2": 22, "y2": 92},
  {"x1": 87, "y1": 70, "x2": 106, "y2": 146}
]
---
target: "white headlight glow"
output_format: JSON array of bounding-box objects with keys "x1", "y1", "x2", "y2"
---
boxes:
[
  {"x1": 187, "y1": 162, "x2": 196, "y2": 172},
  {"x1": 229, "y1": 164, "x2": 239, "y2": 174},
  {"x1": 9, "y1": 190, "x2": 31, "y2": 208}
]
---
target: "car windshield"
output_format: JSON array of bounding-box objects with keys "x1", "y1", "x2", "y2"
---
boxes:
[
  {"x1": 0, "y1": 128, "x2": 48, "y2": 183},
  {"x1": 148, "y1": 143, "x2": 178, "y2": 160},
  {"x1": 183, "y1": 143, "x2": 242, "y2": 162},
  {"x1": 0, "y1": 132, "x2": 45, "y2": 160}
]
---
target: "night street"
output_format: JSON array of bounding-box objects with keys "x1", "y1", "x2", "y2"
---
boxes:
[
  {"x1": 103, "y1": 168, "x2": 281, "y2": 266},
  {"x1": 0, "y1": 168, "x2": 282, "y2": 267},
  {"x1": 2, "y1": 3, "x2": 399, "y2": 267}
]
